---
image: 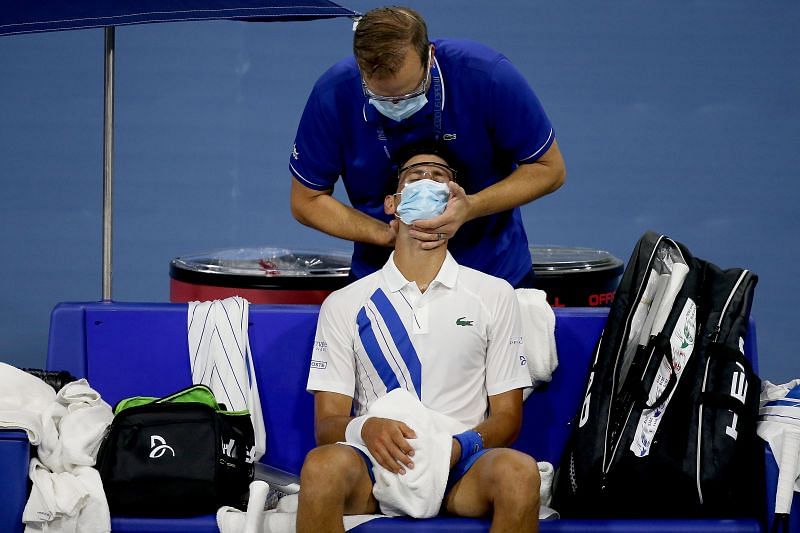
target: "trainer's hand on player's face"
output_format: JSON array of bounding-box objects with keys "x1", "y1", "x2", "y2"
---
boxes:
[{"x1": 361, "y1": 417, "x2": 416, "y2": 474}]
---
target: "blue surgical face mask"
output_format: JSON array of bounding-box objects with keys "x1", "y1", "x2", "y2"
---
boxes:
[
  {"x1": 370, "y1": 93, "x2": 428, "y2": 122},
  {"x1": 395, "y1": 178, "x2": 450, "y2": 225}
]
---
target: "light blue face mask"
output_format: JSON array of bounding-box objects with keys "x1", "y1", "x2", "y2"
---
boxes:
[
  {"x1": 395, "y1": 178, "x2": 450, "y2": 225},
  {"x1": 370, "y1": 93, "x2": 428, "y2": 122}
]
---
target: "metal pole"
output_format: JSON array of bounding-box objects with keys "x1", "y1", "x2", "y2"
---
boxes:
[{"x1": 102, "y1": 26, "x2": 115, "y2": 301}]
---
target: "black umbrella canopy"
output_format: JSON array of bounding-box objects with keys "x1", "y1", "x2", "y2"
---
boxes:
[{"x1": 0, "y1": 0, "x2": 359, "y2": 299}]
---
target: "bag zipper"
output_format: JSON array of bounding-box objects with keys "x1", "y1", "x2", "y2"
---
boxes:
[{"x1": 695, "y1": 269, "x2": 749, "y2": 505}]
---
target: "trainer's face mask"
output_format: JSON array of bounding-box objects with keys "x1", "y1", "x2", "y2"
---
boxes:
[
  {"x1": 393, "y1": 160, "x2": 455, "y2": 224},
  {"x1": 363, "y1": 47, "x2": 432, "y2": 122}
]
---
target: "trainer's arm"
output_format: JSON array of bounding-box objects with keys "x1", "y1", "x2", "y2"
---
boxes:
[
  {"x1": 291, "y1": 179, "x2": 397, "y2": 247},
  {"x1": 450, "y1": 389, "x2": 523, "y2": 467},
  {"x1": 410, "y1": 140, "x2": 566, "y2": 247}
]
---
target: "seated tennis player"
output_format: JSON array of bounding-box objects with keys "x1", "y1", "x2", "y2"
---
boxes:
[{"x1": 297, "y1": 145, "x2": 540, "y2": 533}]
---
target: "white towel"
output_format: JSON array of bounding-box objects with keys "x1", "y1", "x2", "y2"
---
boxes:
[
  {"x1": 38, "y1": 380, "x2": 114, "y2": 474},
  {"x1": 23, "y1": 460, "x2": 111, "y2": 533},
  {"x1": 0, "y1": 362, "x2": 56, "y2": 444},
  {"x1": 6, "y1": 372, "x2": 114, "y2": 533},
  {"x1": 758, "y1": 379, "x2": 800, "y2": 514},
  {"x1": 188, "y1": 296, "x2": 266, "y2": 461},
  {"x1": 515, "y1": 289, "x2": 558, "y2": 398},
  {"x1": 345, "y1": 388, "x2": 468, "y2": 518}
]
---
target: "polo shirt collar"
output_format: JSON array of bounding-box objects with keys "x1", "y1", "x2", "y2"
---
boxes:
[
  {"x1": 381, "y1": 250, "x2": 459, "y2": 292},
  {"x1": 361, "y1": 56, "x2": 445, "y2": 125}
]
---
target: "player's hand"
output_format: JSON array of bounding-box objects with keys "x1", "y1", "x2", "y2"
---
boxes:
[
  {"x1": 409, "y1": 182, "x2": 471, "y2": 250},
  {"x1": 361, "y1": 417, "x2": 417, "y2": 475}
]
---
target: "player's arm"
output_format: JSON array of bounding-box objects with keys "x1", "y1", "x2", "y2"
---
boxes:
[
  {"x1": 314, "y1": 390, "x2": 417, "y2": 474},
  {"x1": 313, "y1": 390, "x2": 355, "y2": 446},
  {"x1": 449, "y1": 389, "x2": 523, "y2": 467}
]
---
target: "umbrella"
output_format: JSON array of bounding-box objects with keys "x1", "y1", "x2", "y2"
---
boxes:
[{"x1": 0, "y1": 0, "x2": 360, "y2": 300}]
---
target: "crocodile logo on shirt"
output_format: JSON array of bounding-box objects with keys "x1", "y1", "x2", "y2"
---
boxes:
[{"x1": 456, "y1": 316, "x2": 473, "y2": 327}]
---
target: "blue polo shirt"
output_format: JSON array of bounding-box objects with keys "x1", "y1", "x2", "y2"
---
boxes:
[{"x1": 289, "y1": 38, "x2": 554, "y2": 285}]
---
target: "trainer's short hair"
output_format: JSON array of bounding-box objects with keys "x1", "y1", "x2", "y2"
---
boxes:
[{"x1": 353, "y1": 6, "x2": 429, "y2": 79}]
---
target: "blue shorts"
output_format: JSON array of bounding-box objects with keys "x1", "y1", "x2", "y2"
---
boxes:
[{"x1": 350, "y1": 445, "x2": 491, "y2": 496}]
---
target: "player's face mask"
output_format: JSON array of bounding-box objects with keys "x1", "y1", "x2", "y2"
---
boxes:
[{"x1": 395, "y1": 178, "x2": 450, "y2": 225}]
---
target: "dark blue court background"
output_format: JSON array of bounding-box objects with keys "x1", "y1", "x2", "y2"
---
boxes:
[{"x1": 1, "y1": 1, "x2": 798, "y2": 381}]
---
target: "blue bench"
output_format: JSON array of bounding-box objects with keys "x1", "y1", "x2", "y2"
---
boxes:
[{"x1": 1, "y1": 302, "x2": 777, "y2": 532}]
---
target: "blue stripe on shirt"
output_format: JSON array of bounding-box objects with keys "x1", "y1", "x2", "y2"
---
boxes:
[
  {"x1": 370, "y1": 289, "x2": 422, "y2": 399},
  {"x1": 357, "y1": 307, "x2": 400, "y2": 393}
]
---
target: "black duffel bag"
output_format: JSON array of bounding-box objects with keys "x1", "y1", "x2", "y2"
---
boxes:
[{"x1": 97, "y1": 384, "x2": 255, "y2": 517}]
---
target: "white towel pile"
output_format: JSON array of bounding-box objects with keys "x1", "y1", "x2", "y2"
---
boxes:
[{"x1": 0, "y1": 364, "x2": 113, "y2": 533}]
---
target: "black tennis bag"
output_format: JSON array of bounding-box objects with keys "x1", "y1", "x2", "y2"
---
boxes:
[
  {"x1": 553, "y1": 231, "x2": 761, "y2": 519},
  {"x1": 97, "y1": 384, "x2": 255, "y2": 517}
]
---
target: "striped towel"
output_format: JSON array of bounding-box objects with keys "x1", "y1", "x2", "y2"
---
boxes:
[{"x1": 188, "y1": 296, "x2": 266, "y2": 461}]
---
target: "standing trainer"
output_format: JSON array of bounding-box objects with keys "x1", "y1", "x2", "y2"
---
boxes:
[{"x1": 289, "y1": 6, "x2": 565, "y2": 288}]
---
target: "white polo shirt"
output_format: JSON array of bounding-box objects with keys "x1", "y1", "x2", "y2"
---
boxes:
[{"x1": 307, "y1": 251, "x2": 531, "y2": 428}]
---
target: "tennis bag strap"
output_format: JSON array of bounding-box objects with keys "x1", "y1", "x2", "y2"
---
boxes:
[{"x1": 97, "y1": 384, "x2": 255, "y2": 517}]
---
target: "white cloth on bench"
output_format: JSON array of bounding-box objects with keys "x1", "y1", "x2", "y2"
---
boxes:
[
  {"x1": 188, "y1": 296, "x2": 266, "y2": 461},
  {"x1": 0, "y1": 362, "x2": 56, "y2": 444},
  {"x1": 217, "y1": 491, "x2": 381, "y2": 532},
  {"x1": 15, "y1": 376, "x2": 113, "y2": 533},
  {"x1": 515, "y1": 289, "x2": 558, "y2": 397},
  {"x1": 758, "y1": 379, "x2": 800, "y2": 514}
]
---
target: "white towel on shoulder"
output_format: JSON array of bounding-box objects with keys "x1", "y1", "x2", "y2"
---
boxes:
[
  {"x1": 515, "y1": 289, "x2": 558, "y2": 398},
  {"x1": 188, "y1": 296, "x2": 266, "y2": 461}
]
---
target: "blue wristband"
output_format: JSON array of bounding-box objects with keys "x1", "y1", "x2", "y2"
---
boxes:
[{"x1": 453, "y1": 430, "x2": 483, "y2": 463}]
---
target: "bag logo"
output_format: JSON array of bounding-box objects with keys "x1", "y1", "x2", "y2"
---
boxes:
[
  {"x1": 725, "y1": 369, "x2": 748, "y2": 440},
  {"x1": 149, "y1": 435, "x2": 176, "y2": 458}
]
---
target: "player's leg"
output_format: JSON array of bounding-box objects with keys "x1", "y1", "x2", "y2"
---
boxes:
[
  {"x1": 443, "y1": 448, "x2": 541, "y2": 533},
  {"x1": 296, "y1": 444, "x2": 378, "y2": 533}
]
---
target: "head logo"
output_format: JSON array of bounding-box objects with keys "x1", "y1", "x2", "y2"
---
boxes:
[
  {"x1": 149, "y1": 435, "x2": 176, "y2": 459},
  {"x1": 456, "y1": 316, "x2": 473, "y2": 327},
  {"x1": 679, "y1": 323, "x2": 695, "y2": 350}
]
